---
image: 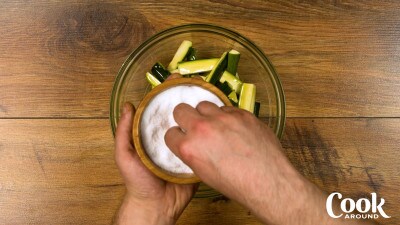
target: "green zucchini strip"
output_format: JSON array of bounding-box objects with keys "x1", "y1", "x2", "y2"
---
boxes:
[
  {"x1": 185, "y1": 47, "x2": 197, "y2": 61},
  {"x1": 177, "y1": 58, "x2": 219, "y2": 75},
  {"x1": 167, "y1": 40, "x2": 193, "y2": 71},
  {"x1": 216, "y1": 81, "x2": 233, "y2": 96},
  {"x1": 146, "y1": 72, "x2": 161, "y2": 88},
  {"x1": 254, "y1": 102, "x2": 260, "y2": 117},
  {"x1": 227, "y1": 49, "x2": 240, "y2": 75},
  {"x1": 238, "y1": 83, "x2": 256, "y2": 113},
  {"x1": 151, "y1": 62, "x2": 170, "y2": 82},
  {"x1": 228, "y1": 91, "x2": 239, "y2": 106},
  {"x1": 205, "y1": 52, "x2": 228, "y2": 84},
  {"x1": 220, "y1": 70, "x2": 243, "y2": 94}
]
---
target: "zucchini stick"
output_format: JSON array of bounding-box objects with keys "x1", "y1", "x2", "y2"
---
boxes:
[
  {"x1": 238, "y1": 83, "x2": 256, "y2": 113},
  {"x1": 167, "y1": 40, "x2": 192, "y2": 71},
  {"x1": 151, "y1": 62, "x2": 170, "y2": 82},
  {"x1": 220, "y1": 70, "x2": 243, "y2": 94},
  {"x1": 228, "y1": 91, "x2": 239, "y2": 106},
  {"x1": 227, "y1": 49, "x2": 240, "y2": 75},
  {"x1": 254, "y1": 102, "x2": 260, "y2": 117},
  {"x1": 177, "y1": 58, "x2": 219, "y2": 75},
  {"x1": 205, "y1": 52, "x2": 228, "y2": 84},
  {"x1": 146, "y1": 72, "x2": 161, "y2": 88},
  {"x1": 216, "y1": 81, "x2": 232, "y2": 96},
  {"x1": 185, "y1": 47, "x2": 197, "y2": 61}
]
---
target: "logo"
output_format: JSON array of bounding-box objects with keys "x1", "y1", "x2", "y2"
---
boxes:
[{"x1": 326, "y1": 192, "x2": 390, "y2": 219}]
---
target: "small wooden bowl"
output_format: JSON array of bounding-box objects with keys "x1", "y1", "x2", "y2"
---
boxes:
[{"x1": 132, "y1": 78, "x2": 232, "y2": 184}]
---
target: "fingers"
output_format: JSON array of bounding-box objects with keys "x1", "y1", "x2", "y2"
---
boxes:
[
  {"x1": 115, "y1": 102, "x2": 136, "y2": 161},
  {"x1": 221, "y1": 105, "x2": 241, "y2": 113},
  {"x1": 164, "y1": 126, "x2": 186, "y2": 159},
  {"x1": 173, "y1": 103, "x2": 201, "y2": 131},
  {"x1": 196, "y1": 101, "x2": 221, "y2": 116}
]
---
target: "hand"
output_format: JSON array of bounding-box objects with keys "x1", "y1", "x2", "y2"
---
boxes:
[
  {"x1": 113, "y1": 102, "x2": 197, "y2": 225},
  {"x1": 164, "y1": 102, "x2": 374, "y2": 225},
  {"x1": 164, "y1": 101, "x2": 305, "y2": 224}
]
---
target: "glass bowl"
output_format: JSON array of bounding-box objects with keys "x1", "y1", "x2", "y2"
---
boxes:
[{"x1": 110, "y1": 24, "x2": 285, "y2": 198}]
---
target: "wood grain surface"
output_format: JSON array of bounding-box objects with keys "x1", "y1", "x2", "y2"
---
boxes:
[
  {"x1": 0, "y1": 1, "x2": 399, "y2": 225},
  {"x1": 1, "y1": 1, "x2": 399, "y2": 117},
  {"x1": 0, "y1": 119, "x2": 398, "y2": 224}
]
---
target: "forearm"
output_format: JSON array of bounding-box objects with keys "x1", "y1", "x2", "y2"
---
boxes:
[
  {"x1": 246, "y1": 177, "x2": 377, "y2": 225},
  {"x1": 238, "y1": 162, "x2": 376, "y2": 225},
  {"x1": 112, "y1": 194, "x2": 176, "y2": 225},
  {"x1": 242, "y1": 171, "x2": 323, "y2": 224}
]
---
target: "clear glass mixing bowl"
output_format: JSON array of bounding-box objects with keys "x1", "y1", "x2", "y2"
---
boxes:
[{"x1": 110, "y1": 24, "x2": 285, "y2": 198}]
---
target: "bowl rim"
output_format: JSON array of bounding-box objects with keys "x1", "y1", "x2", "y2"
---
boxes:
[
  {"x1": 110, "y1": 23, "x2": 285, "y2": 140},
  {"x1": 132, "y1": 78, "x2": 232, "y2": 184}
]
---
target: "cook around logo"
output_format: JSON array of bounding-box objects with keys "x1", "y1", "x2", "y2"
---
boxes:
[{"x1": 326, "y1": 192, "x2": 390, "y2": 219}]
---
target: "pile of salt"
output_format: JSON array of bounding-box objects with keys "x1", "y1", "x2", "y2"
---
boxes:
[{"x1": 141, "y1": 85, "x2": 224, "y2": 174}]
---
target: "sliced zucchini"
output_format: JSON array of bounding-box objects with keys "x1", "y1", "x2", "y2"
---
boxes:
[
  {"x1": 228, "y1": 91, "x2": 239, "y2": 106},
  {"x1": 216, "y1": 81, "x2": 232, "y2": 96},
  {"x1": 151, "y1": 62, "x2": 170, "y2": 82},
  {"x1": 220, "y1": 70, "x2": 243, "y2": 94},
  {"x1": 167, "y1": 40, "x2": 192, "y2": 71},
  {"x1": 146, "y1": 72, "x2": 161, "y2": 88},
  {"x1": 238, "y1": 83, "x2": 256, "y2": 113},
  {"x1": 177, "y1": 58, "x2": 219, "y2": 75},
  {"x1": 185, "y1": 47, "x2": 197, "y2": 61},
  {"x1": 235, "y1": 72, "x2": 240, "y2": 79},
  {"x1": 205, "y1": 52, "x2": 228, "y2": 84},
  {"x1": 170, "y1": 69, "x2": 179, "y2": 74},
  {"x1": 254, "y1": 102, "x2": 260, "y2": 117},
  {"x1": 227, "y1": 49, "x2": 240, "y2": 75},
  {"x1": 198, "y1": 75, "x2": 207, "y2": 81}
]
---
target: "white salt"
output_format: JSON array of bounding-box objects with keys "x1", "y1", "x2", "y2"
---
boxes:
[{"x1": 141, "y1": 85, "x2": 225, "y2": 174}]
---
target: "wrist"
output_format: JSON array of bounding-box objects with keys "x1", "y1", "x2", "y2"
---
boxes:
[
  {"x1": 113, "y1": 194, "x2": 176, "y2": 225},
  {"x1": 242, "y1": 157, "x2": 325, "y2": 224}
]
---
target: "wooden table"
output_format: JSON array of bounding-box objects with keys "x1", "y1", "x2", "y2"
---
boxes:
[{"x1": 1, "y1": 1, "x2": 399, "y2": 224}]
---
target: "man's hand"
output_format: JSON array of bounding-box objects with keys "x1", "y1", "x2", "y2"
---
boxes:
[
  {"x1": 113, "y1": 102, "x2": 197, "y2": 225},
  {"x1": 164, "y1": 101, "x2": 375, "y2": 225}
]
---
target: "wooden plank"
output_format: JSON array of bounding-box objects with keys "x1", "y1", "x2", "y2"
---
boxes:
[
  {"x1": 0, "y1": 1, "x2": 155, "y2": 118},
  {"x1": 0, "y1": 118, "x2": 398, "y2": 224},
  {"x1": 1, "y1": 1, "x2": 399, "y2": 117},
  {"x1": 282, "y1": 118, "x2": 400, "y2": 224},
  {"x1": 0, "y1": 119, "x2": 118, "y2": 224},
  {"x1": 0, "y1": 119, "x2": 260, "y2": 225}
]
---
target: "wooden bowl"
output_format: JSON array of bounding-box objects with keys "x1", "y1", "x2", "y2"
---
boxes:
[{"x1": 132, "y1": 78, "x2": 232, "y2": 184}]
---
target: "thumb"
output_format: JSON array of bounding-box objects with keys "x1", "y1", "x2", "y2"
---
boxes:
[
  {"x1": 115, "y1": 102, "x2": 136, "y2": 164},
  {"x1": 164, "y1": 126, "x2": 190, "y2": 163}
]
